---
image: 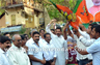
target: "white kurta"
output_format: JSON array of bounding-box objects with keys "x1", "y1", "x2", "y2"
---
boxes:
[
  {"x1": 7, "y1": 45, "x2": 30, "y2": 65},
  {"x1": 0, "y1": 48, "x2": 10, "y2": 65},
  {"x1": 46, "y1": 24, "x2": 68, "y2": 65}
]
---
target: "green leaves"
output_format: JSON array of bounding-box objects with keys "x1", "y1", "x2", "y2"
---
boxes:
[
  {"x1": 0, "y1": 0, "x2": 5, "y2": 16},
  {"x1": 45, "y1": 0, "x2": 77, "y2": 21}
]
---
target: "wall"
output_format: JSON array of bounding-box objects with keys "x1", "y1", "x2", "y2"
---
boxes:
[
  {"x1": 0, "y1": 15, "x2": 6, "y2": 28},
  {"x1": 5, "y1": 8, "x2": 26, "y2": 26}
]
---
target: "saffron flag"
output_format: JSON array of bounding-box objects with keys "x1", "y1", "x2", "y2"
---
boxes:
[
  {"x1": 73, "y1": 0, "x2": 93, "y2": 24},
  {"x1": 50, "y1": 0, "x2": 80, "y2": 29}
]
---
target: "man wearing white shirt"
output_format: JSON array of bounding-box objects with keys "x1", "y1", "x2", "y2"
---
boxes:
[
  {"x1": 78, "y1": 24, "x2": 97, "y2": 39},
  {"x1": 40, "y1": 33, "x2": 56, "y2": 65},
  {"x1": 69, "y1": 28, "x2": 93, "y2": 65},
  {"x1": 46, "y1": 19, "x2": 68, "y2": 65},
  {"x1": 26, "y1": 29, "x2": 37, "y2": 48},
  {"x1": 0, "y1": 36, "x2": 11, "y2": 65},
  {"x1": 77, "y1": 24, "x2": 98, "y2": 47},
  {"x1": 76, "y1": 25, "x2": 100, "y2": 65},
  {"x1": 39, "y1": 29, "x2": 46, "y2": 45},
  {"x1": 28, "y1": 32, "x2": 46, "y2": 65},
  {"x1": 8, "y1": 34, "x2": 30, "y2": 65}
]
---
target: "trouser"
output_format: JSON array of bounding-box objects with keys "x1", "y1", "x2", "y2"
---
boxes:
[
  {"x1": 44, "y1": 59, "x2": 54, "y2": 65},
  {"x1": 79, "y1": 58, "x2": 92, "y2": 65}
]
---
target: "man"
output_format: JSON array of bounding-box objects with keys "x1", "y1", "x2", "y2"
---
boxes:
[
  {"x1": 46, "y1": 19, "x2": 68, "y2": 65},
  {"x1": 28, "y1": 31, "x2": 46, "y2": 65},
  {"x1": 67, "y1": 27, "x2": 93, "y2": 65},
  {"x1": 26, "y1": 29, "x2": 37, "y2": 48},
  {"x1": 39, "y1": 29, "x2": 46, "y2": 45},
  {"x1": 0, "y1": 36, "x2": 11, "y2": 65},
  {"x1": 63, "y1": 23, "x2": 78, "y2": 64},
  {"x1": 20, "y1": 35, "x2": 28, "y2": 52},
  {"x1": 76, "y1": 25, "x2": 100, "y2": 65},
  {"x1": 25, "y1": 29, "x2": 37, "y2": 65},
  {"x1": 39, "y1": 29, "x2": 45, "y2": 39},
  {"x1": 41, "y1": 33, "x2": 56, "y2": 65},
  {"x1": 77, "y1": 24, "x2": 98, "y2": 47},
  {"x1": 23, "y1": 34, "x2": 29, "y2": 41},
  {"x1": 89, "y1": 0, "x2": 100, "y2": 16},
  {"x1": 3, "y1": 32, "x2": 11, "y2": 39},
  {"x1": 7, "y1": 34, "x2": 30, "y2": 65}
]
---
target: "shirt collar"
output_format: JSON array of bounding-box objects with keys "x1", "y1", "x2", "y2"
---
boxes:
[
  {"x1": 55, "y1": 35, "x2": 63, "y2": 38},
  {"x1": 96, "y1": 37, "x2": 100, "y2": 41},
  {"x1": 12, "y1": 44, "x2": 22, "y2": 50},
  {"x1": 0, "y1": 48, "x2": 5, "y2": 54}
]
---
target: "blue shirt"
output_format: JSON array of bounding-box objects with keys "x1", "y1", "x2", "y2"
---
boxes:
[{"x1": 87, "y1": 37, "x2": 100, "y2": 65}]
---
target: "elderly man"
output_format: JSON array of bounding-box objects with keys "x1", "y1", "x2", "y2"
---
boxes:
[
  {"x1": 0, "y1": 36, "x2": 11, "y2": 65},
  {"x1": 8, "y1": 34, "x2": 30, "y2": 65}
]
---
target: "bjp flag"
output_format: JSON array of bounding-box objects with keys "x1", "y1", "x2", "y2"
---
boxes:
[
  {"x1": 73, "y1": 0, "x2": 93, "y2": 24},
  {"x1": 49, "y1": 0, "x2": 80, "y2": 29}
]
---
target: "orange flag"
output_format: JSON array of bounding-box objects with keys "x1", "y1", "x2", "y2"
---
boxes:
[
  {"x1": 50, "y1": 0, "x2": 80, "y2": 29},
  {"x1": 73, "y1": 0, "x2": 93, "y2": 24}
]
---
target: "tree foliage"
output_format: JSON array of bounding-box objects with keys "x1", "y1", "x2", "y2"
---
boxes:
[
  {"x1": 37, "y1": 0, "x2": 77, "y2": 21},
  {"x1": 0, "y1": 0, "x2": 5, "y2": 16}
]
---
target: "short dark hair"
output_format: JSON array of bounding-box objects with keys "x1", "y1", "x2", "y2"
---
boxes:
[
  {"x1": 44, "y1": 33, "x2": 51, "y2": 38},
  {"x1": 39, "y1": 29, "x2": 45, "y2": 33},
  {"x1": 3, "y1": 32, "x2": 9, "y2": 36},
  {"x1": 0, "y1": 36, "x2": 11, "y2": 44},
  {"x1": 51, "y1": 29, "x2": 55, "y2": 31},
  {"x1": 56, "y1": 27, "x2": 62, "y2": 31},
  {"x1": 32, "y1": 31, "x2": 40, "y2": 36},
  {"x1": 90, "y1": 23, "x2": 98, "y2": 30},
  {"x1": 20, "y1": 35, "x2": 25, "y2": 40},
  {"x1": 23, "y1": 34, "x2": 28, "y2": 36},
  {"x1": 94, "y1": 25, "x2": 100, "y2": 33}
]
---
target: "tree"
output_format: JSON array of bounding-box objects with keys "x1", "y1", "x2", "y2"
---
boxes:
[
  {"x1": 37, "y1": 0, "x2": 77, "y2": 21},
  {"x1": 0, "y1": 0, "x2": 5, "y2": 16}
]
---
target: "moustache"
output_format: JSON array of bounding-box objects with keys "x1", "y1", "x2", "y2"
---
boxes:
[
  {"x1": 6, "y1": 46, "x2": 10, "y2": 48},
  {"x1": 35, "y1": 39, "x2": 39, "y2": 41}
]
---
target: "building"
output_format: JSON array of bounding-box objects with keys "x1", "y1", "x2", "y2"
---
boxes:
[{"x1": 0, "y1": 0, "x2": 51, "y2": 33}]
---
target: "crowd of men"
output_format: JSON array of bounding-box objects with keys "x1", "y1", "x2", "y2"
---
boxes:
[{"x1": 0, "y1": 19, "x2": 100, "y2": 65}]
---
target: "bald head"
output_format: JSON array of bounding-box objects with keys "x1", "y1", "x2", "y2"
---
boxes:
[
  {"x1": 12, "y1": 34, "x2": 21, "y2": 41},
  {"x1": 12, "y1": 34, "x2": 22, "y2": 48}
]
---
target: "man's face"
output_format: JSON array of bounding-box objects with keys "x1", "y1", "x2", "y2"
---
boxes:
[
  {"x1": 40, "y1": 30, "x2": 45, "y2": 36},
  {"x1": 32, "y1": 34, "x2": 39, "y2": 43},
  {"x1": 25, "y1": 35, "x2": 29, "y2": 40},
  {"x1": 22, "y1": 38, "x2": 27, "y2": 46},
  {"x1": 45, "y1": 35, "x2": 51, "y2": 43},
  {"x1": 0, "y1": 41, "x2": 11, "y2": 50},
  {"x1": 73, "y1": 28, "x2": 77, "y2": 34},
  {"x1": 6, "y1": 34, "x2": 11, "y2": 39},
  {"x1": 13, "y1": 36, "x2": 22, "y2": 48},
  {"x1": 92, "y1": 0, "x2": 100, "y2": 4},
  {"x1": 87, "y1": 26, "x2": 92, "y2": 34},
  {"x1": 91, "y1": 28, "x2": 97, "y2": 38},
  {"x1": 56, "y1": 29, "x2": 62, "y2": 37}
]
